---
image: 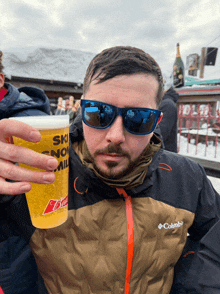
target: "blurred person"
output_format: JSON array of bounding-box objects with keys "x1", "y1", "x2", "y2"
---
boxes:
[
  {"x1": 0, "y1": 46, "x2": 219, "y2": 294},
  {"x1": 67, "y1": 96, "x2": 74, "y2": 112},
  {"x1": 0, "y1": 50, "x2": 51, "y2": 294},
  {"x1": 54, "y1": 97, "x2": 63, "y2": 115},
  {"x1": 67, "y1": 97, "x2": 81, "y2": 123},
  {"x1": 155, "y1": 76, "x2": 180, "y2": 153},
  {"x1": 63, "y1": 95, "x2": 75, "y2": 113},
  {"x1": 59, "y1": 98, "x2": 66, "y2": 115},
  {"x1": 0, "y1": 52, "x2": 51, "y2": 119},
  {"x1": 65, "y1": 98, "x2": 70, "y2": 112},
  {"x1": 74, "y1": 98, "x2": 81, "y2": 111},
  {"x1": 72, "y1": 98, "x2": 82, "y2": 120},
  {"x1": 66, "y1": 96, "x2": 76, "y2": 122}
]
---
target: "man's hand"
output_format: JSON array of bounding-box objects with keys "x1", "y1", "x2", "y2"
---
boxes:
[{"x1": 0, "y1": 119, "x2": 58, "y2": 195}]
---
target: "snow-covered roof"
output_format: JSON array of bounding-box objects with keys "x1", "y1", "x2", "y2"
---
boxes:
[
  {"x1": 2, "y1": 46, "x2": 220, "y2": 89},
  {"x1": 2, "y1": 47, "x2": 96, "y2": 84}
]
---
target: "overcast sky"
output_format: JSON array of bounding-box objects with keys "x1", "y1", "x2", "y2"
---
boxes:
[{"x1": 1, "y1": 0, "x2": 220, "y2": 80}]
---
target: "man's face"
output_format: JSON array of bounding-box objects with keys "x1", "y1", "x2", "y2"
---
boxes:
[{"x1": 83, "y1": 73, "x2": 159, "y2": 179}]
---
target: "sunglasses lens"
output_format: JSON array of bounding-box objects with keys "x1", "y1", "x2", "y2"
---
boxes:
[
  {"x1": 83, "y1": 101, "x2": 115, "y2": 128},
  {"x1": 124, "y1": 109, "x2": 157, "y2": 134}
]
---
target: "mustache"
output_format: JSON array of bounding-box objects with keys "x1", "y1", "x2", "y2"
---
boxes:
[{"x1": 95, "y1": 144, "x2": 130, "y2": 157}]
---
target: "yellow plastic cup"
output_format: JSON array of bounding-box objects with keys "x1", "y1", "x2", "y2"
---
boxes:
[{"x1": 10, "y1": 115, "x2": 70, "y2": 229}]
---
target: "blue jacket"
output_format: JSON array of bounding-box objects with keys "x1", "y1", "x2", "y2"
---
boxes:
[
  {"x1": 0, "y1": 83, "x2": 51, "y2": 119},
  {"x1": 0, "y1": 83, "x2": 51, "y2": 294}
]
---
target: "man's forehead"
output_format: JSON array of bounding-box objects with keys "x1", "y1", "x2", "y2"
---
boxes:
[
  {"x1": 87, "y1": 74, "x2": 158, "y2": 92},
  {"x1": 84, "y1": 74, "x2": 158, "y2": 109}
]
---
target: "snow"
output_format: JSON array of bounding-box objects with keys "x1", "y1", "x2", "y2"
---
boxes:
[
  {"x1": 207, "y1": 176, "x2": 220, "y2": 193},
  {"x1": 178, "y1": 134, "x2": 220, "y2": 161},
  {"x1": 178, "y1": 134, "x2": 220, "y2": 193},
  {"x1": 181, "y1": 128, "x2": 217, "y2": 136},
  {"x1": 2, "y1": 47, "x2": 95, "y2": 83}
]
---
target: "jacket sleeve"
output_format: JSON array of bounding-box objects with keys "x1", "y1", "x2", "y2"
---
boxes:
[
  {"x1": 0, "y1": 193, "x2": 40, "y2": 294},
  {"x1": 188, "y1": 166, "x2": 220, "y2": 239},
  {"x1": 197, "y1": 220, "x2": 220, "y2": 293},
  {"x1": 171, "y1": 167, "x2": 220, "y2": 294},
  {"x1": 170, "y1": 237, "x2": 203, "y2": 294},
  {"x1": 172, "y1": 220, "x2": 220, "y2": 294}
]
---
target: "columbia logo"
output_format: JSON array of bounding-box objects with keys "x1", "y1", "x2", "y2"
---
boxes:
[{"x1": 158, "y1": 221, "x2": 184, "y2": 230}]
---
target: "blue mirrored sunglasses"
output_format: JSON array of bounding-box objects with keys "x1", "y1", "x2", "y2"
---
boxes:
[{"x1": 81, "y1": 100, "x2": 162, "y2": 135}]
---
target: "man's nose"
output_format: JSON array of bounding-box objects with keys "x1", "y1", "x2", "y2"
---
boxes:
[{"x1": 105, "y1": 115, "x2": 126, "y2": 144}]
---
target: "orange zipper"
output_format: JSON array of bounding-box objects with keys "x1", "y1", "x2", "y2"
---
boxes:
[{"x1": 116, "y1": 188, "x2": 134, "y2": 294}]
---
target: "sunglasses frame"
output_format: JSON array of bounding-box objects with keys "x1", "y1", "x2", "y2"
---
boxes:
[{"x1": 81, "y1": 99, "x2": 162, "y2": 135}]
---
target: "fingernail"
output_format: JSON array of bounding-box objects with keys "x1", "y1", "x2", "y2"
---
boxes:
[
  {"x1": 43, "y1": 173, "x2": 55, "y2": 183},
  {"x1": 20, "y1": 184, "x2": 31, "y2": 193},
  {"x1": 30, "y1": 131, "x2": 40, "y2": 142},
  {"x1": 47, "y1": 158, "x2": 58, "y2": 170}
]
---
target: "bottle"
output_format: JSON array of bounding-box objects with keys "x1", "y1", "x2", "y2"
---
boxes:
[
  {"x1": 60, "y1": 99, "x2": 66, "y2": 115},
  {"x1": 55, "y1": 97, "x2": 63, "y2": 115},
  {"x1": 173, "y1": 43, "x2": 185, "y2": 88}
]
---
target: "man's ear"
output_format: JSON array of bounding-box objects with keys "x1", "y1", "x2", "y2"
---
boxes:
[
  {"x1": 157, "y1": 113, "x2": 163, "y2": 125},
  {"x1": 0, "y1": 73, "x2": 5, "y2": 88}
]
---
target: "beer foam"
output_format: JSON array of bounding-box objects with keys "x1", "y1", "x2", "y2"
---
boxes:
[{"x1": 9, "y1": 115, "x2": 70, "y2": 130}]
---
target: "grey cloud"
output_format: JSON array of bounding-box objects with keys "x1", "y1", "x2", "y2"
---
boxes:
[
  {"x1": 14, "y1": 3, "x2": 46, "y2": 19},
  {"x1": 1, "y1": 0, "x2": 219, "y2": 80}
]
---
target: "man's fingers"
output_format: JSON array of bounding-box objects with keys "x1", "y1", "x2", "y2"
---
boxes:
[
  {"x1": 0, "y1": 119, "x2": 41, "y2": 142},
  {"x1": 0, "y1": 119, "x2": 59, "y2": 196},
  {"x1": 0, "y1": 178, "x2": 32, "y2": 195},
  {"x1": 0, "y1": 119, "x2": 58, "y2": 171},
  {"x1": 0, "y1": 141, "x2": 58, "y2": 171},
  {"x1": 0, "y1": 159, "x2": 56, "y2": 185}
]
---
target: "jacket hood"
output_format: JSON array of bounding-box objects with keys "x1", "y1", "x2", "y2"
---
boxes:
[
  {"x1": 163, "y1": 87, "x2": 180, "y2": 103},
  {"x1": 0, "y1": 83, "x2": 51, "y2": 119}
]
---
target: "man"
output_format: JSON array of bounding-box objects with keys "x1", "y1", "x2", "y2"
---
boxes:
[
  {"x1": 0, "y1": 50, "x2": 51, "y2": 294},
  {"x1": 0, "y1": 46, "x2": 219, "y2": 294},
  {"x1": 155, "y1": 78, "x2": 180, "y2": 152}
]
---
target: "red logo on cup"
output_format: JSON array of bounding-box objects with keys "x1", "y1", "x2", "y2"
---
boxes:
[{"x1": 43, "y1": 195, "x2": 68, "y2": 215}]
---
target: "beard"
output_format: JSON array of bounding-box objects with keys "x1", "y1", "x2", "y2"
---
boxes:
[{"x1": 84, "y1": 142, "x2": 145, "y2": 179}]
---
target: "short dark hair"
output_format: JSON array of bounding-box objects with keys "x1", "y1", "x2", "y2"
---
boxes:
[
  {"x1": 0, "y1": 51, "x2": 4, "y2": 73},
  {"x1": 83, "y1": 46, "x2": 164, "y2": 107}
]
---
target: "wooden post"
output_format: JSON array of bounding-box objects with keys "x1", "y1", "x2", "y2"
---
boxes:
[{"x1": 200, "y1": 47, "x2": 206, "y2": 78}]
